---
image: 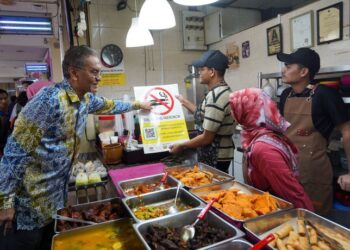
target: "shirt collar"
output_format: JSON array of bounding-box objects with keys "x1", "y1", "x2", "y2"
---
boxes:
[
  {"x1": 289, "y1": 87, "x2": 311, "y2": 97},
  {"x1": 62, "y1": 79, "x2": 81, "y2": 103}
]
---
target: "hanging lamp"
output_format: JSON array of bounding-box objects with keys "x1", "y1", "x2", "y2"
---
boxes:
[
  {"x1": 173, "y1": 0, "x2": 219, "y2": 6},
  {"x1": 139, "y1": 0, "x2": 176, "y2": 30},
  {"x1": 126, "y1": 0, "x2": 154, "y2": 47}
]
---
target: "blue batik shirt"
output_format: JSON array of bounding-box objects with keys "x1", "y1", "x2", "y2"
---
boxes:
[{"x1": 0, "y1": 79, "x2": 133, "y2": 230}]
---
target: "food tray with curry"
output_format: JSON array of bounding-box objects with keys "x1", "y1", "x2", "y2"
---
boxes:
[
  {"x1": 54, "y1": 197, "x2": 130, "y2": 233},
  {"x1": 117, "y1": 173, "x2": 179, "y2": 198},
  {"x1": 52, "y1": 218, "x2": 144, "y2": 250},
  {"x1": 122, "y1": 187, "x2": 203, "y2": 223},
  {"x1": 190, "y1": 180, "x2": 293, "y2": 228},
  {"x1": 165, "y1": 162, "x2": 234, "y2": 189},
  {"x1": 243, "y1": 208, "x2": 350, "y2": 250},
  {"x1": 133, "y1": 207, "x2": 245, "y2": 250}
]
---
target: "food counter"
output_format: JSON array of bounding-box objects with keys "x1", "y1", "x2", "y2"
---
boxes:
[{"x1": 56, "y1": 161, "x2": 350, "y2": 250}]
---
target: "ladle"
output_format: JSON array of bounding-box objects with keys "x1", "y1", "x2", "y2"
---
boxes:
[
  {"x1": 249, "y1": 233, "x2": 275, "y2": 250},
  {"x1": 180, "y1": 198, "x2": 217, "y2": 241},
  {"x1": 159, "y1": 172, "x2": 168, "y2": 190},
  {"x1": 167, "y1": 183, "x2": 182, "y2": 215}
]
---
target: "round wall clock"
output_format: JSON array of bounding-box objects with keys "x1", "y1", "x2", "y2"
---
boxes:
[{"x1": 100, "y1": 44, "x2": 123, "y2": 68}]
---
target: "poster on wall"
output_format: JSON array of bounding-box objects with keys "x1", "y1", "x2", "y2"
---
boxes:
[
  {"x1": 266, "y1": 24, "x2": 283, "y2": 56},
  {"x1": 134, "y1": 84, "x2": 189, "y2": 154},
  {"x1": 317, "y1": 2, "x2": 343, "y2": 45},
  {"x1": 290, "y1": 11, "x2": 314, "y2": 51},
  {"x1": 242, "y1": 41, "x2": 250, "y2": 58},
  {"x1": 225, "y1": 42, "x2": 240, "y2": 69},
  {"x1": 99, "y1": 67, "x2": 126, "y2": 86}
]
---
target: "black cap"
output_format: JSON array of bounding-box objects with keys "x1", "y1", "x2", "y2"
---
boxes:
[
  {"x1": 277, "y1": 48, "x2": 320, "y2": 76},
  {"x1": 192, "y1": 50, "x2": 229, "y2": 71}
]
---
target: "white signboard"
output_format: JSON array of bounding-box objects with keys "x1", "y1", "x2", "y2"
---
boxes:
[{"x1": 134, "y1": 84, "x2": 189, "y2": 154}]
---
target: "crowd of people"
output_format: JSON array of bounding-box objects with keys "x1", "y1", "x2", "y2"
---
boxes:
[{"x1": 0, "y1": 45, "x2": 349, "y2": 249}]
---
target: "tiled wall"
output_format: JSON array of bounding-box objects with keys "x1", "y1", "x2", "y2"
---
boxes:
[{"x1": 88, "y1": 0, "x2": 202, "y2": 100}]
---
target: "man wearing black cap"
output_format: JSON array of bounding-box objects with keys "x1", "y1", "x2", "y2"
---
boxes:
[
  {"x1": 170, "y1": 50, "x2": 235, "y2": 173},
  {"x1": 277, "y1": 47, "x2": 350, "y2": 214}
]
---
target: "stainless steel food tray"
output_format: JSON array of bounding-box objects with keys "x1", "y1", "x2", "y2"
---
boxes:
[
  {"x1": 52, "y1": 218, "x2": 144, "y2": 250},
  {"x1": 210, "y1": 239, "x2": 253, "y2": 250},
  {"x1": 54, "y1": 197, "x2": 130, "y2": 233},
  {"x1": 243, "y1": 208, "x2": 350, "y2": 250},
  {"x1": 190, "y1": 179, "x2": 293, "y2": 228},
  {"x1": 117, "y1": 173, "x2": 179, "y2": 198},
  {"x1": 122, "y1": 187, "x2": 203, "y2": 223},
  {"x1": 165, "y1": 162, "x2": 234, "y2": 189},
  {"x1": 133, "y1": 208, "x2": 245, "y2": 250}
]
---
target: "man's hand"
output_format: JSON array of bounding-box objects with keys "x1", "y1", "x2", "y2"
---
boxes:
[
  {"x1": 338, "y1": 174, "x2": 350, "y2": 191},
  {"x1": 0, "y1": 208, "x2": 15, "y2": 235},
  {"x1": 169, "y1": 144, "x2": 184, "y2": 154},
  {"x1": 140, "y1": 101, "x2": 152, "y2": 111}
]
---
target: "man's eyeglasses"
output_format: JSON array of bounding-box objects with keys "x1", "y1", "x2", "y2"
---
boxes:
[{"x1": 74, "y1": 67, "x2": 101, "y2": 78}]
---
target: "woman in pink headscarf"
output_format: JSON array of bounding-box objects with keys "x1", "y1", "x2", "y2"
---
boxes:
[{"x1": 230, "y1": 88, "x2": 313, "y2": 210}]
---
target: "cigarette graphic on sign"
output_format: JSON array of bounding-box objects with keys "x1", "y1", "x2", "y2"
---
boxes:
[{"x1": 144, "y1": 87, "x2": 174, "y2": 115}]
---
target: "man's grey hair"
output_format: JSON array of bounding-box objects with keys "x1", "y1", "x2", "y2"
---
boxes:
[{"x1": 62, "y1": 45, "x2": 98, "y2": 79}]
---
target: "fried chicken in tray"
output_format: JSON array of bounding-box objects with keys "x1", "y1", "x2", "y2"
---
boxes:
[
  {"x1": 201, "y1": 189, "x2": 279, "y2": 220},
  {"x1": 169, "y1": 165, "x2": 214, "y2": 187}
]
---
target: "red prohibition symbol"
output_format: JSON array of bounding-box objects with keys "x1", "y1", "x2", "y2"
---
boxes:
[{"x1": 145, "y1": 87, "x2": 174, "y2": 115}]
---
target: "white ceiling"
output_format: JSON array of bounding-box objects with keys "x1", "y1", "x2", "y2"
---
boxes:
[{"x1": 0, "y1": 0, "x2": 316, "y2": 85}]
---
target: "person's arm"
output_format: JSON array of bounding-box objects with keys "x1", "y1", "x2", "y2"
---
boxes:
[
  {"x1": 87, "y1": 94, "x2": 151, "y2": 114},
  {"x1": 169, "y1": 129, "x2": 215, "y2": 154},
  {"x1": 176, "y1": 95, "x2": 196, "y2": 114},
  {"x1": 337, "y1": 121, "x2": 350, "y2": 191},
  {"x1": 251, "y1": 142, "x2": 314, "y2": 211}
]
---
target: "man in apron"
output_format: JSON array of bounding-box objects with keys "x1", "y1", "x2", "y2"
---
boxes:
[
  {"x1": 277, "y1": 48, "x2": 350, "y2": 214},
  {"x1": 170, "y1": 50, "x2": 235, "y2": 173}
]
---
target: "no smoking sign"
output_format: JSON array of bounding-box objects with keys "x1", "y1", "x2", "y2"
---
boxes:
[{"x1": 144, "y1": 87, "x2": 174, "y2": 115}]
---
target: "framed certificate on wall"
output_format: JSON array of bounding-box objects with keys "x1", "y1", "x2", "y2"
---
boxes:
[
  {"x1": 266, "y1": 24, "x2": 283, "y2": 56},
  {"x1": 317, "y1": 2, "x2": 343, "y2": 45},
  {"x1": 290, "y1": 11, "x2": 314, "y2": 51}
]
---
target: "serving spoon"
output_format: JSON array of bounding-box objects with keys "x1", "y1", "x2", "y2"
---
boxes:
[{"x1": 180, "y1": 197, "x2": 217, "y2": 241}]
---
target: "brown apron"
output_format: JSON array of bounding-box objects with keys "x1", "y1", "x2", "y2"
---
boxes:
[{"x1": 284, "y1": 87, "x2": 333, "y2": 215}]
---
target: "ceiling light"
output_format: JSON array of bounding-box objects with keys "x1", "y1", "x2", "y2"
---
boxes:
[
  {"x1": 126, "y1": 17, "x2": 154, "y2": 47},
  {"x1": 0, "y1": 15, "x2": 52, "y2": 35},
  {"x1": 0, "y1": 26, "x2": 52, "y2": 30},
  {"x1": 139, "y1": 0, "x2": 175, "y2": 30},
  {"x1": 173, "y1": 0, "x2": 219, "y2": 6}
]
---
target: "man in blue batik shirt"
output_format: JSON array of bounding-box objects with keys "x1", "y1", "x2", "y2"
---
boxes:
[{"x1": 0, "y1": 45, "x2": 151, "y2": 249}]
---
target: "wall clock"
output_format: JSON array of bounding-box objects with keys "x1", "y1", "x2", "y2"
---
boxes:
[{"x1": 100, "y1": 44, "x2": 123, "y2": 68}]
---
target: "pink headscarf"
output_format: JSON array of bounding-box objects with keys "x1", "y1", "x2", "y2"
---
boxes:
[{"x1": 230, "y1": 88, "x2": 298, "y2": 173}]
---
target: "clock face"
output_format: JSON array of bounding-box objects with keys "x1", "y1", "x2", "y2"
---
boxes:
[{"x1": 100, "y1": 44, "x2": 123, "y2": 68}]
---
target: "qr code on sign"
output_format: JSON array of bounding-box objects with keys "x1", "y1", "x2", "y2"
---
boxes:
[{"x1": 144, "y1": 127, "x2": 157, "y2": 139}]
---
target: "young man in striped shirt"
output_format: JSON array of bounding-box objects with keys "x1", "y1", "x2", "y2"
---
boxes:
[{"x1": 170, "y1": 50, "x2": 235, "y2": 173}]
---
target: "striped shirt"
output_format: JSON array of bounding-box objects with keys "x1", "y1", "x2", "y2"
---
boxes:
[
  {"x1": 199, "y1": 82, "x2": 235, "y2": 161},
  {"x1": 0, "y1": 79, "x2": 133, "y2": 230}
]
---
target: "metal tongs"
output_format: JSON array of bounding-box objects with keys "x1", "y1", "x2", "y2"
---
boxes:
[{"x1": 306, "y1": 220, "x2": 344, "y2": 250}]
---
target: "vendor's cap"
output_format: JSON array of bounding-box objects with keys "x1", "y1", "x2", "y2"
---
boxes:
[
  {"x1": 277, "y1": 48, "x2": 320, "y2": 75},
  {"x1": 192, "y1": 50, "x2": 229, "y2": 71}
]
